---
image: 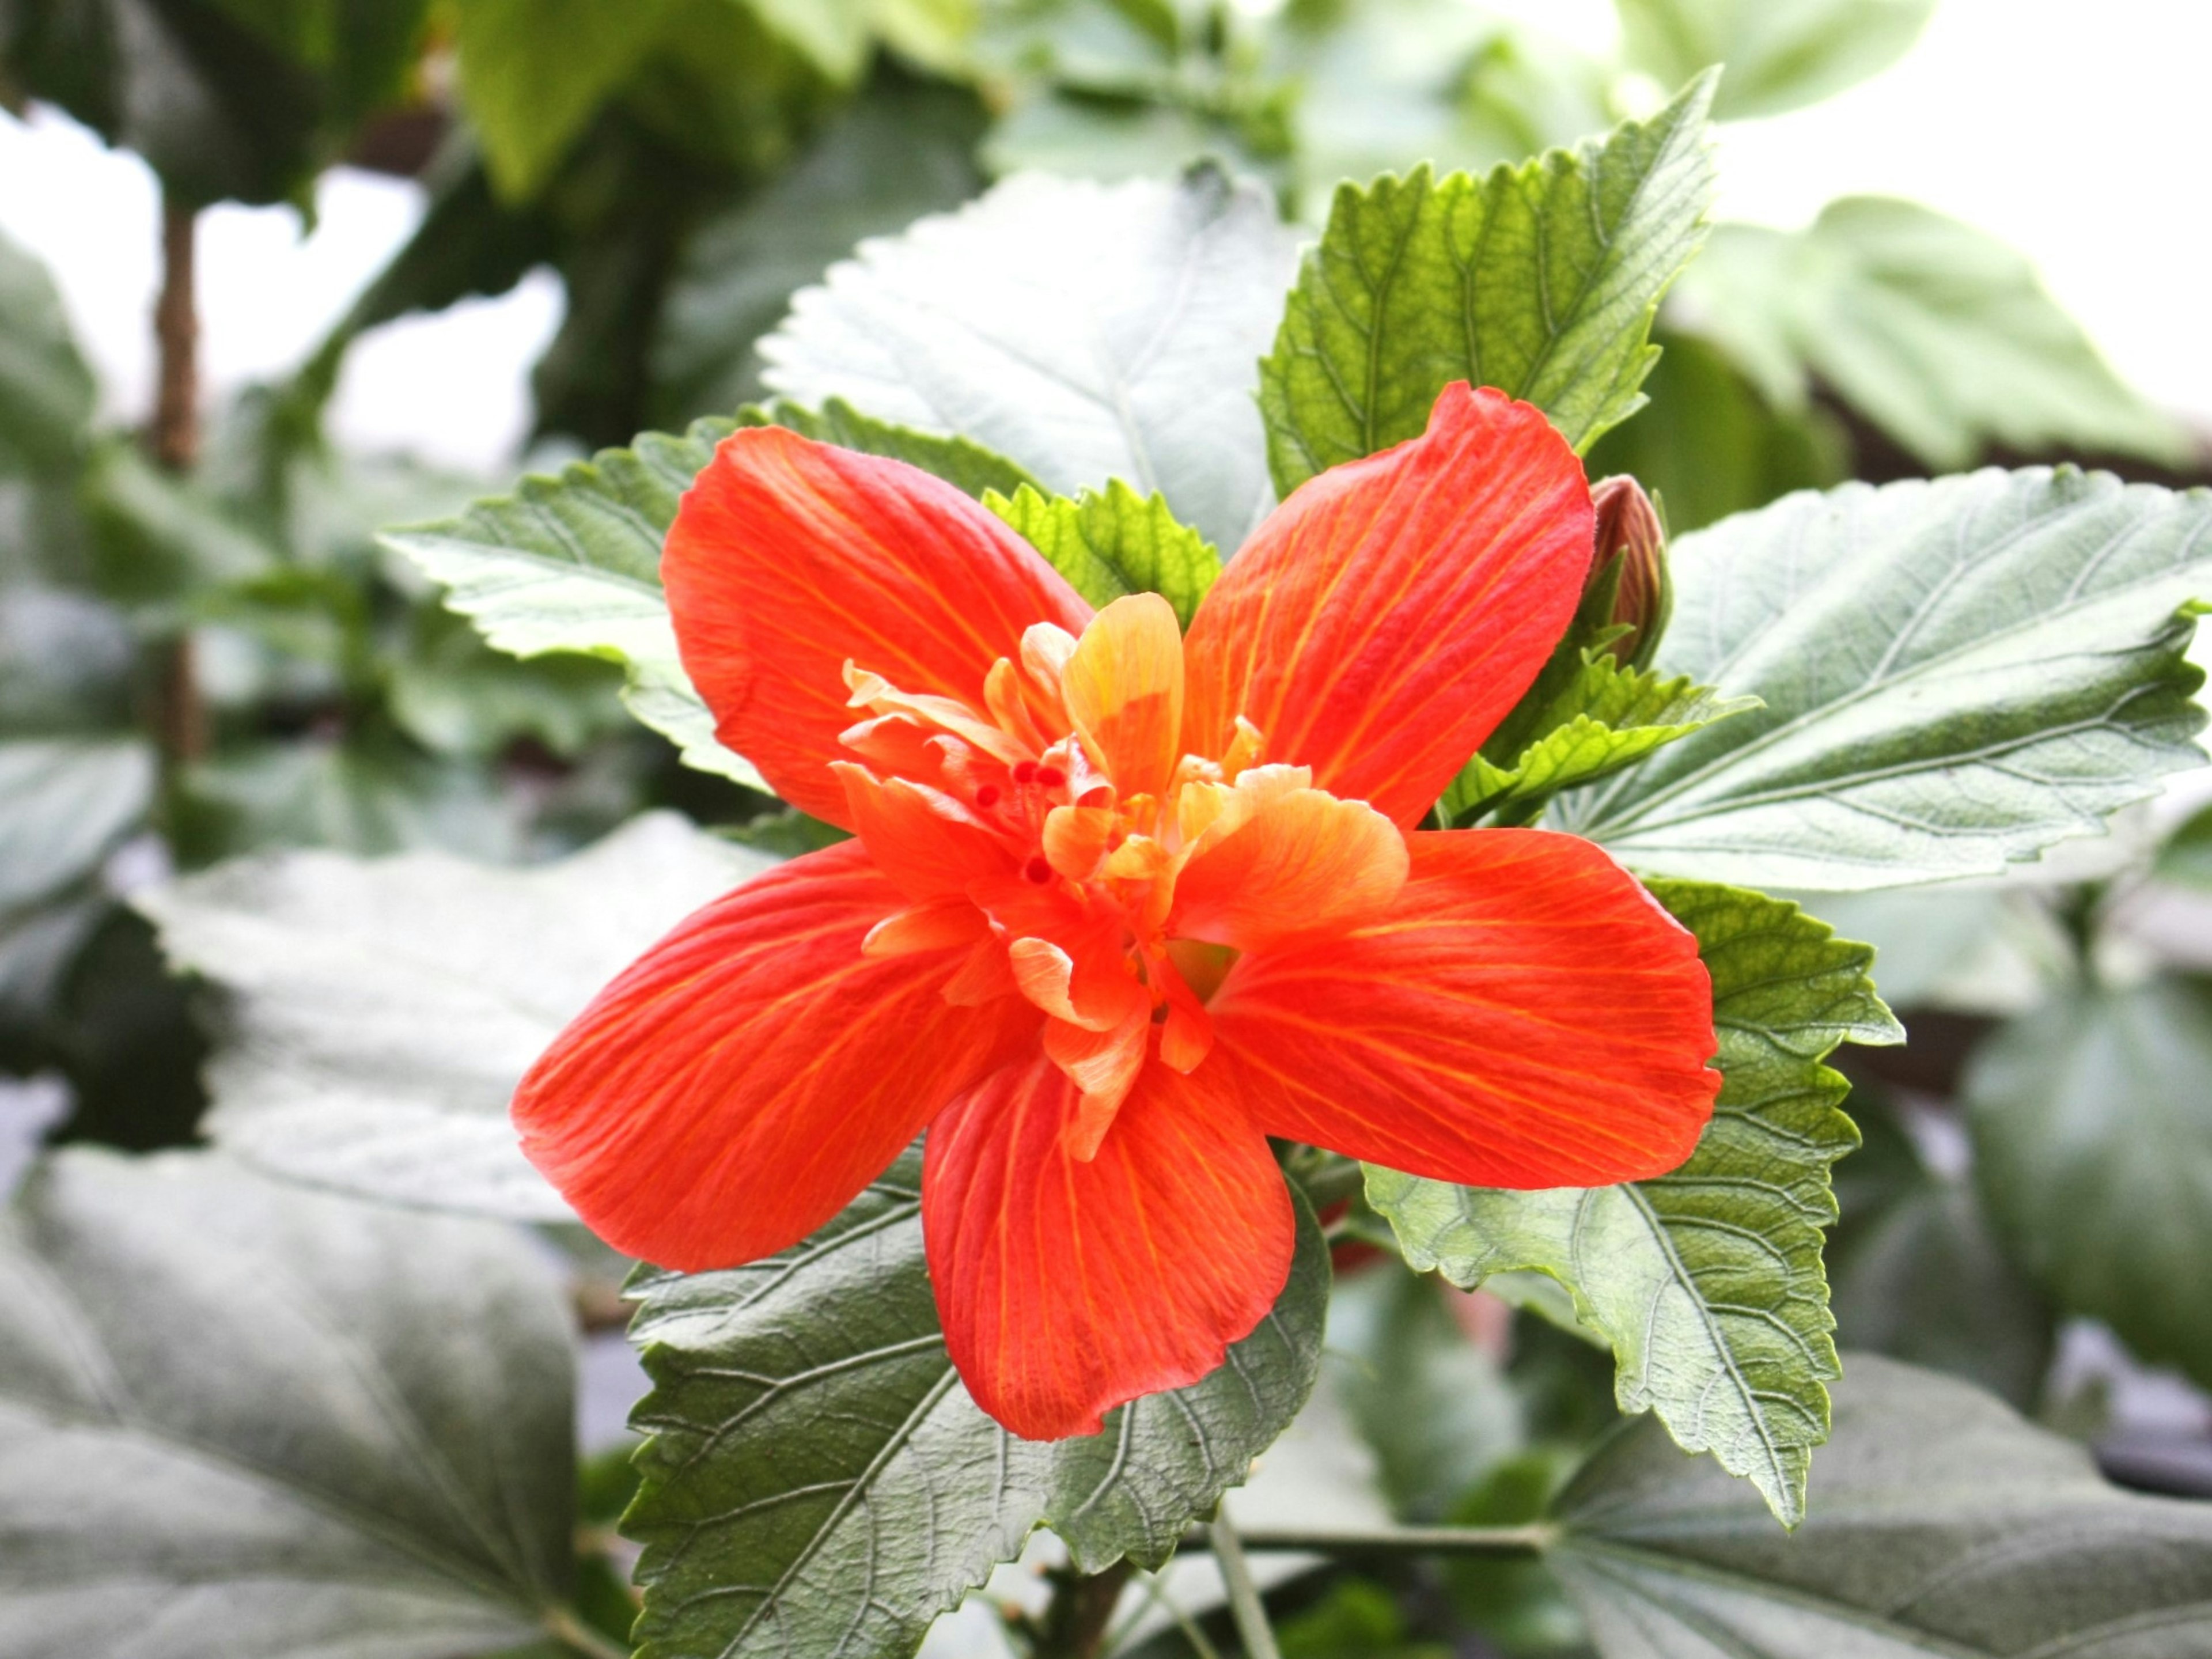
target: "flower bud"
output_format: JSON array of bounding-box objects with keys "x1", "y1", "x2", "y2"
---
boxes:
[{"x1": 1586, "y1": 475, "x2": 1670, "y2": 669}]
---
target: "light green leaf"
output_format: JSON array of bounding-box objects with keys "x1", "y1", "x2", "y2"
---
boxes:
[
  {"x1": 138, "y1": 813, "x2": 767, "y2": 1222},
  {"x1": 626, "y1": 1149, "x2": 1330, "y2": 1659},
  {"x1": 0, "y1": 738, "x2": 154, "y2": 914},
  {"x1": 2156, "y1": 798, "x2": 2212, "y2": 889},
  {"x1": 0, "y1": 230, "x2": 93, "y2": 476},
  {"x1": 1441, "y1": 654, "x2": 1758, "y2": 825},
  {"x1": 760, "y1": 166, "x2": 1302, "y2": 552},
  {"x1": 1550, "y1": 1353, "x2": 2212, "y2": 1656},
  {"x1": 1258, "y1": 74, "x2": 1716, "y2": 494},
  {"x1": 177, "y1": 734, "x2": 522, "y2": 863},
  {"x1": 1616, "y1": 0, "x2": 1936, "y2": 120},
  {"x1": 1563, "y1": 469, "x2": 2212, "y2": 891},
  {"x1": 986, "y1": 479, "x2": 1219, "y2": 626},
  {"x1": 1966, "y1": 976, "x2": 2212, "y2": 1392},
  {"x1": 1365, "y1": 881, "x2": 1900, "y2": 1526},
  {"x1": 0, "y1": 1147, "x2": 586, "y2": 1659},
  {"x1": 1677, "y1": 199, "x2": 2189, "y2": 469}
]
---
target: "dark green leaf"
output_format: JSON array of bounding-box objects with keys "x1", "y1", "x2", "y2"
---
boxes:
[
  {"x1": 1967, "y1": 976, "x2": 2212, "y2": 1392},
  {"x1": 1366, "y1": 881, "x2": 1900, "y2": 1526},
  {"x1": 1441, "y1": 654, "x2": 1758, "y2": 826},
  {"x1": 1550, "y1": 1353, "x2": 2212, "y2": 1655},
  {"x1": 742, "y1": 397, "x2": 1042, "y2": 501},
  {"x1": 986, "y1": 478, "x2": 1219, "y2": 626},
  {"x1": 0, "y1": 1147, "x2": 584, "y2": 1658},
  {"x1": 0, "y1": 738, "x2": 155, "y2": 914},
  {"x1": 138, "y1": 813, "x2": 767, "y2": 1220},
  {"x1": 1566, "y1": 469, "x2": 2212, "y2": 891},
  {"x1": 1258, "y1": 74, "x2": 1716, "y2": 494},
  {"x1": 1616, "y1": 0, "x2": 1937, "y2": 120},
  {"x1": 760, "y1": 165, "x2": 1302, "y2": 551},
  {"x1": 0, "y1": 230, "x2": 94, "y2": 476},
  {"x1": 626, "y1": 1149, "x2": 1331, "y2": 1659},
  {"x1": 1677, "y1": 199, "x2": 2189, "y2": 469}
]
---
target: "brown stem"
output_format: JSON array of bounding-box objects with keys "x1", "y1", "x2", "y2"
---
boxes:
[
  {"x1": 1029, "y1": 1560, "x2": 1133, "y2": 1659},
  {"x1": 150, "y1": 189, "x2": 209, "y2": 764},
  {"x1": 152, "y1": 193, "x2": 199, "y2": 472}
]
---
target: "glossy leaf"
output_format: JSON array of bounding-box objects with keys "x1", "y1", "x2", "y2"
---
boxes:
[
  {"x1": 760, "y1": 165, "x2": 1302, "y2": 552},
  {"x1": 986, "y1": 478, "x2": 1219, "y2": 626},
  {"x1": 1677, "y1": 199, "x2": 2188, "y2": 469},
  {"x1": 0, "y1": 1147, "x2": 585, "y2": 1658},
  {"x1": 1565, "y1": 469, "x2": 2212, "y2": 891},
  {"x1": 1366, "y1": 881, "x2": 1900, "y2": 1526},
  {"x1": 1616, "y1": 0, "x2": 1937, "y2": 120},
  {"x1": 625, "y1": 1148, "x2": 1330, "y2": 1659},
  {"x1": 0, "y1": 739, "x2": 154, "y2": 914},
  {"x1": 1441, "y1": 656, "x2": 1758, "y2": 826},
  {"x1": 1967, "y1": 977, "x2": 2212, "y2": 1392},
  {"x1": 1258, "y1": 75, "x2": 1715, "y2": 494},
  {"x1": 137, "y1": 813, "x2": 767, "y2": 1221},
  {"x1": 1551, "y1": 1353, "x2": 2212, "y2": 1655}
]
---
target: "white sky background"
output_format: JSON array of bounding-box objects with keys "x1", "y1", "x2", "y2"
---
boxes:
[{"x1": 0, "y1": 0, "x2": 2205, "y2": 476}]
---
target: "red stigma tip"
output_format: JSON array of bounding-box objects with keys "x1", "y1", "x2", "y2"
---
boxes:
[
  {"x1": 1023, "y1": 857, "x2": 1052, "y2": 884},
  {"x1": 975, "y1": 785, "x2": 1002, "y2": 808},
  {"x1": 1035, "y1": 765, "x2": 1067, "y2": 788},
  {"x1": 1012, "y1": 760, "x2": 1038, "y2": 784}
]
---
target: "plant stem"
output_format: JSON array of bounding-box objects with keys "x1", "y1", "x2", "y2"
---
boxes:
[
  {"x1": 1181, "y1": 1522, "x2": 1554, "y2": 1558},
  {"x1": 1032, "y1": 1559, "x2": 1134, "y2": 1659},
  {"x1": 1207, "y1": 1516, "x2": 1282, "y2": 1659},
  {"x1": 153, "y1": 191, "x2": 200, "y2": 472}
]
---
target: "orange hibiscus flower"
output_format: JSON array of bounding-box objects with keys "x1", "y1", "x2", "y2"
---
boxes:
[{"x1": 514, "y1": 382, "x2": 1719, "y2": 1439}]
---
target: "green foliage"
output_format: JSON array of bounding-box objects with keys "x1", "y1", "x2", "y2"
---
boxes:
[
  {"x1": 0, "y1": 1148, "x2": 591, "y2": 1657},
  {"x1": 1966, "y1": 977, "x2": 2212, "y2": 1393},
  {"x1": 986, "y1": 479, "x2": 1219, "y2": 625},
  {"x1": 2156, "y1": 798, "x2": 2212, "y2": 889},
  {"x1": 0, "y1": 0, "x2": 431, "y2": 205},
  {"x1": 1257, "y1": 75, "x2": 1717, "y2": 495},
  {"x1": 741, "y1": 397, "x2": 1041, "y2": 499},
  {"x1": 1678, "y1": 199, "x2": 2189, "y2": 470},
  {"x1": 0, "y1": 230, "x2": 94, "y2": 478},
  {"x1": 625, "y1": 1147, "x2": 1331, "y2": 1659},
  {"x1": 760, "y1": 165, "x2": 1301, "y2": 552},
  {"x1": 1441, "y1": 653, "x2": 1758, "y2": 827},
  {"x1": 0, "y1": 739, "x2": 155, "y2": 912},
  {"x1": 139, "y1": 813, "x2": 767, "y2": 1221},
  {"x1": 1367, "y1": 882, "x2": 1900, "y2": 1526},
  {"x1": 1549, "y1": 1354, "x2": 2212, "y2": 1654},
  {"x1": 1616, "y1": 0, "x2": 1937, "y2": 120},
  {"x1": 1567, "y1": 469, "x2": 2212, "y2": 891}
]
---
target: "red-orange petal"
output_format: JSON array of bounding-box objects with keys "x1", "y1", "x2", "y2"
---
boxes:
[
  {"x1": 514, "y1": 840, "x2": 1037, "y2": 1270},
  {"x1": 1181, "y1": 384, "x2": 1593, "y2": 827},
  {"x1": 1063, "y1": 593, "x2": 1185, "y2": 800},
  {"x1": 1170, "y1": 780, "x2": 1408, "y2": 953},
  {"x1": 665, "y1": 427, "x2": 1093, "y2": 824},
  {"x1": 923, "y1": 1054, "x2": 1296, "y2": 1439},
  {"x1": 1204, "y1": 829, "x2": 1718, "y2": 1187}
]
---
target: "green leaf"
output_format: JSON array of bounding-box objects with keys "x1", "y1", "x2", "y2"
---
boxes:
[
  {"x1": 760, "y1": 165, "x2": 1302, "y2": 552},
  {"x1": 1966, "y1": 976, "x2": 2212, "y2": 1392},
  {"x1": 650, "y1": 75, "x2": 986, "y2": 427},
  {"x1": 1616, "y1": 0, "x2": 1936, "y2": 120},
  {"x1": 1677, "y1": 199, "x2": 2190, "y2": 470},
  {"x1": 2156, "y1": 798, "x2": 2212, "y2": 889},
  {"x1": 0, "y1": 1147, "x2": 586, "y2": 1657},
  {"x1": 1257, "y1": 74, "x2": 1716, "y2": 495},
  {"x1": 626, "y1": 1149, "x2": 1331, "y2": 1659},
  {"x1": 0, "y1": 230, "x2": 93, "y2": 477},
  {"x1": 986, "y1": 479, "x2": 1219, "y2": 626},
  {"x1": 1365, "y1": 881, "x2": 1900, "y2": 1527},
  {"x1": 1562, "y1": 469, "x2": 2212, "y2": 891},
  {"x1": 742, "y1": 397, "x2": 1041, "y2": 501},
  {"x1": 1441, "y1": 654, "x2": 1758, "y2": 825},
  {"x1": 0, "y1": 0, "x2": 431, "y2": 206},
  {"x1": 0, "y1": 738, "x2": 155, "y2": 914},
  {"x1": 1550, "y1": 1352, "x2": 2212, "y2": 1655},
  {"x1": 137, "y1": 813, "x2": 768, "y2": 1221}
]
